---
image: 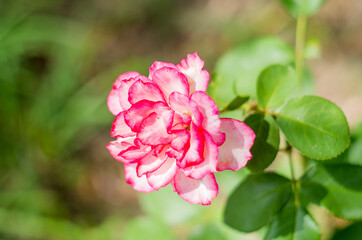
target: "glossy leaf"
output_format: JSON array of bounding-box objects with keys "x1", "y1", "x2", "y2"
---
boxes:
[
  {"x1": 212, "y1": 37, "x2": 294, "y2": 106},
  {"x1": 355, "y1": 122, "x2": 362, "y2": 138},
  {"x1": 257, "y1": 64, "x2": 297, "y2": 110},
  {"x1": 244, "y1": 114, "x2": 280, "y2": 172},
  {"x1": 265, "y1": 199, "x2": 320, "y2": 240},
  {"x1": 277, "y1": 96, "x2": 350, "y2": 160},
  {"x1": 300, "y1": 164, "x2": 362, "y2": 220},
  {"x1": 224, "y1": 173, "x2": 292, "y2": 232},
  {"x1": 278, "y1": 0, "x2": 325, "y2": 17},
  {"x1": 331, "y1": 222, "x2": 362, "y2": 240},
  {"x1": 222, "y1": 95, "x2": 249, "y2": 112},
  {"x1": 317, "y1": 134, "x2": 362, "y2": 166},
  {"x1": 348, "y1": 138, "x2": 362, "y2": 166},
  {"x1": 219, "y1": 108, "x2": 244, "y2": 121}
]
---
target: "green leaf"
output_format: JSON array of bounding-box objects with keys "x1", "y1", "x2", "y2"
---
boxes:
[
  {"x1": 300, "y1": 164, "x2": 362, "y2": 220},
  {"x1": 257, "y1": 64, "x2": 297, "y2": 110},
  {"x1": 219, "y1": 108, "x2": 244, "y2": 121},
  {"x1": 355, "y1": 122, "x2": 362, "y2": 138},
  {"x1": 331, "y1": 222, "x2": 362, "y2": 240},
  {"x1": 265, "y1": 199, "x2": 320, "y2": 240},
  {"x1": 316, "y1": 134, "x2": 362, "y2": 166},
  {"x1": 278, "y1": 0, "x2": 325, "y2": 17},
  {"x1": 224, "y1": 173, "x2": 292, "y2": 232},
  {"x1": 244, "y1": 114, "x2": 280, "y2": 172},
  {"x1": 348, "y1": 138, "x2": 362, "y2": 166},
  {"x1": 212, "y1": 37, "x2": 294, "y2": 106},
  {"x1": 222, "y1": 95, "x2": 249, "y2": 112},
  {"x1": 277, "y1": 96, "x2": 350, "y2": 160}
]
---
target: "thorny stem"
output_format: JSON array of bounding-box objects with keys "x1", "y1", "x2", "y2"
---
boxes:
[{"x1": 295, "y1": 16, "x2": 307, "y2": 89}]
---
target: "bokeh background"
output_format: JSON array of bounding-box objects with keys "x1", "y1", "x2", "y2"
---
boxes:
[{"x1": 0, "y1": 0, "x2": 361, "y2": 239}]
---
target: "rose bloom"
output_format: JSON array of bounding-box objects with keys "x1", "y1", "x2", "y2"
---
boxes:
[{"x1": 107, "y1": 53, "x2": 255, "y2": 205}]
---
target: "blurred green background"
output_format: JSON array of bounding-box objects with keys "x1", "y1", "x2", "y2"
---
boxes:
[{"x1": 0, "y1": 0, "x2": 361, "y2": 239}]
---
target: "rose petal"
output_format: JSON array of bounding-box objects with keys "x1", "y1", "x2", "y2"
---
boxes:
[
  {"x1": 170, "y1": 129, "x2": 190, "y2": 151},
  {"x1": 111, "y1": 111, "x2": 136, "y2": 138},
  {"x1": 107, "y1": 142, "x2": 128, "y2": 162},
  {"x1": 165, "y1": 129, "x2": 190, "y2": 160},
  {"x1": 146, "y1": 158, "x2": 178, "y2": 190},
  {"x1": 116, "y1": 76, "x2": 152, "y2": 112},
  {"x1": 165, "y1": 147, "x2": 185, "y2": 160},
  {"x1": 113, "y1": 72, "x2": 141, "y2": 88},
  {"x1": 173, "y1": 112, "x2": 192, "y2": 125},
  {"x1": 182, "y1": 130, "x2": 218, "y2": 180},
  {"x1": 107, "y1": 89, "x2": 123, "y2": 115},
  {"x1": 107, "y1": 72, "x2": 143, "y2": 115},
  {"x1": 119, "y1": 144, "x2": 152, "y2": 162},
  {"x1": 124, "y1": 100, "x2": 157, "y2": 131},
  {"x1": 137, "y1": 148, "x2": 168, "y2": 177},
  {"x1": 169, "y1": 92, "x2": 203, "y2": 126},
  {"x1": 172, "y1": 113, "x2": 192, "y2": 130},
  {"x1": 137, "y1": 105, "x2": 175, "y2": 146},
  {"x1": 217, "y1": 118, "x2": 255, "y2": 171},
  {"x1": 191, "y1": 91, "x2": 225, "y2": 146},
  {"x1": 117, "y1": 78, "x2": 140, "y2": 111},
  {"x1": 124, "y1": 163, "x2": 155, "y2": 193},
  {"x1": 152, "y1": 67, "x2": 189, "y2": 100},
  {"x1": 179, "y1": 122, "x2": 204, "y2": 168},
  {"x1": 149, "y1": 61, "x2": 177, "y2": 78},
  {"x1": 173, "y1": 171, "x2": 218, "y2": 205},
  {"x1": 128, "y1": 80, "x2": 166, "y2": 104},
  {"x1": 177, "y1": 52, "x2": 210, "y2": 93},
  {"x1": 106, "y1": 137, "x2": 135, "y2": 162}
]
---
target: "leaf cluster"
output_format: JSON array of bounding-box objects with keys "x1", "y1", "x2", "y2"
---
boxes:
[{"x1": 212, "y1": 2, "x2": 361, "y2": 238}]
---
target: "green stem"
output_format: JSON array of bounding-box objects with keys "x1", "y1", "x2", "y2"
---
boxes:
[
  {"x1": 288, "y1": 152, "x2": 295, "y2": 181},
  {"x1": 295, "y1": 16, "x2": 307, "y2": 88},
  {"x1": 291, "y1": 15, "x2": 308, "y2": 205},
  {"x1": 287, "y1": 147, "x2": 299, "y2": 206}
]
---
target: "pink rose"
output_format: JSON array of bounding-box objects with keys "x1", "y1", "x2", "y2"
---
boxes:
[{"x1": 107, "y1": 53, "x2": 255, "y2": 205}]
